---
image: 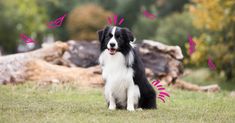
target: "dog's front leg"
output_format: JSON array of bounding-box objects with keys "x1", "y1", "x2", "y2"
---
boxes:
[
  {"x1": 108, "y1": 93, "x2": 116, "y2": 110},
  {"x1": 127, "y1": 85, "x2": 140, "y2": 111}
]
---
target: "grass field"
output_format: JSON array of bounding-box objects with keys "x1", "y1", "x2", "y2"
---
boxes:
[{"x1": 0, "y1": 82, "x2": 235, "y2": 123}]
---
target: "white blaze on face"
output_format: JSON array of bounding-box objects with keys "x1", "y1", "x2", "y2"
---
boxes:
[{"x1": 107, "y1": 26, "x2": 118, "y2": 50}]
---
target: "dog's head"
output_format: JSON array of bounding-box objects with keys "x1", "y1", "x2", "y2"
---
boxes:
[{"x1": 97, "y1": 26, "x2": 134, "y2": 55}]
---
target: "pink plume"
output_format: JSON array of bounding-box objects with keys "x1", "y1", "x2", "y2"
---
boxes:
[
  {"x1": 158, "y1": 97, "x2": 165, "y2": 103},
  {"x1": 158, "y1": 94, "x2": 165, "y2": 98},
  {"x1": 118, "y1": 18, "x2": 124, "y2": 25},
  {"x1": 156, "y1": 85, "x2": 162, "y2": 88},
  {"x1": 107, "y1": 17, "x2": 112, "y2": 25},
  {"x1": 157, "y1": 88, "x2": 165, "y2": 90},
  {"x1": 152, "y1": 80, "x2": 160, "y2": 86},
  {"x1": 113, "y1": 14, "x2": 118, "y2": 25},
  {"x1": 160, "y1": 92, "x2": 170, "y2": 97}
]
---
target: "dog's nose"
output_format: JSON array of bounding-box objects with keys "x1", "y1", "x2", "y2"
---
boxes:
[{"x1": 110, "y1": 43, "x2": 115, "y2": 48}]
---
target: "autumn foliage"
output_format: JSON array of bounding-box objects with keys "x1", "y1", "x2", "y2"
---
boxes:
[
  {"x1": 66, "y1": 4, "x2": 112, "y2": 41},
  {"x1": 189, "y1": 0, "x2": 235, "y2": 80}
]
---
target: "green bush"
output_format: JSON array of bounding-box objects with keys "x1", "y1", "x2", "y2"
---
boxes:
[
  {"x1": 0, "y1": 0, "x2": 48, "y2": 53},
  {"x1": 132, "y1": 15, "x2": 158, "y2": 41},
  {"x1": 154, "y1": 12, "x2": 199, "y2": 57},
  {"x1": 188, "y1": 0, "x2": 235, "y2": 80}
]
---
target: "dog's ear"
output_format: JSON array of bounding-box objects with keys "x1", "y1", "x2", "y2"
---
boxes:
[
  {"x1": 122, "y1": 28, "x2": 134, "y2": 42},
  {"x1": 97, "y1": 26, "x2": 110, "y2": 42},
  {"x1": 97, "y1": 29, "x2": 104, "y2": 42}
]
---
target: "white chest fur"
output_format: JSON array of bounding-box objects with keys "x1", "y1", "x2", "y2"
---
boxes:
[{"x1": 99, "y1": 50, "x2": 135, "y2": 105}]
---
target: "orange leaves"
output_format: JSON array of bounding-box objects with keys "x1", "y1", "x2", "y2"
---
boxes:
[{"x1": 189, "y1": 0, "x2": 225, "y2": 31}]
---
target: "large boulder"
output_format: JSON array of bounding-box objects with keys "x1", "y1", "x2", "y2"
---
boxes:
[{"x1": 63, "y1": 40, "x2": 100, "y2": 68}]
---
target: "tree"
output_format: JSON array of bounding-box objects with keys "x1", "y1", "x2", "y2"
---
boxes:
[
  {"x1": 154, "y1": 12, "x2": 199, "y2": 57},
  {"x1": 156, "y1": 0, "x2": 190, "y2": 17},
  {"x1": 0, "y1": 0, "x2": 48, "y2": 53},
  {"x1": 189, "y1": 0, "x2": 235, "y2": 80},
  {"x1": 66, "y1": 4, "x2": 112, "y2": 41},
  {"x1": 37, "y1": 0, "x2": 77, "y2": 41}
]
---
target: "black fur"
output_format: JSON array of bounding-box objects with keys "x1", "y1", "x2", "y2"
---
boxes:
[{"x1": 132, "y1": 49, "x2": 157, "y2": 109}]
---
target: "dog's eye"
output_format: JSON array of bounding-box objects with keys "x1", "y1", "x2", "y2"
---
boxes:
[
  {"x1": 108, "y1": 33, "x2": 113, "y2": 38},
  {"x1": 115, "y1": 35, "x2": 120, "y2": 39}
]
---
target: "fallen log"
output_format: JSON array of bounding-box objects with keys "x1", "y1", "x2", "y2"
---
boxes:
[
  {"x1": 0, "y1": 40, "x2": 220, "y2": 92},
  {"x1": 173, "y1": 79, "x2": 220, "y2": 92},
  {"x1": 0, "y1": 42, "x2": 69, "y2": 84},
  {"x1": 26, "y1": 60, "x2": 103, "y2": 87}
]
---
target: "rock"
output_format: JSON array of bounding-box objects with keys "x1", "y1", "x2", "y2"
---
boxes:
[
  {"x1": 145, "y1": 68, "x2": 154, "y2": 80},
  {"x1": 141, "y1": 40, "x2": 183, "y2": 59},
  {"x1": 138, "y1": 40, "x2": 184, "y2": 83},
  {"x1": 63, "y1": 40, "x2": 100, "y2": 68}
]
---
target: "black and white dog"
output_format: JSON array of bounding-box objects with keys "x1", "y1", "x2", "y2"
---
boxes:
[{"x1": 98, "y1": 26, "x2": 156, "y2": 111}]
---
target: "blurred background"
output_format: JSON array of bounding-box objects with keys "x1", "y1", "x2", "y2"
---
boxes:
[
  {"x1": 0, "y1": 0, "x2": 234, "y2": 84},
  {"x1": 0, "y1": 0, "x2": 235, "y2": 122}
]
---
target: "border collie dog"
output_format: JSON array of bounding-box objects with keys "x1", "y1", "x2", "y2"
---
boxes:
[{"x1": 98, "y1": 26, "x2": 156, "y2": 111}]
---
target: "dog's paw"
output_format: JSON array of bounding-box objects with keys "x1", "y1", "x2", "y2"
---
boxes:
[
  {"x1": 136, "y1": 108, "x2": 143, "y2": 111},
  {"x1": 127, "y1": 107, "x2": 135, "y2": 111},
  {"x1": 108, "y1": 105, "x2": 116, "y2": 110}
]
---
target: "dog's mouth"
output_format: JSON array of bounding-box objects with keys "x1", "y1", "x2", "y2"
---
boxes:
[{"x1": 108, "y1": 48, "x2": 117, "y2": 55}]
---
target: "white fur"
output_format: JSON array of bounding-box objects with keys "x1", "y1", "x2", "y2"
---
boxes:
[
  {"x1": 126, "y1": 50, "x2": 134, "y2": 67},
  {"x1": 107, "y1": 27, "x2": 118, "y2": 49},
  {"x1": 99, "y1": 50, "x2": 140, "y2": 111}
]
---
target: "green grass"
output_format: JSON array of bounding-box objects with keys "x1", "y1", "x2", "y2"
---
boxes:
[
  {"x1": 0, "y1": 83, "x2": 235, "y2": 123},
  {"x1": 181, "y1": 68, "x2": 235, "y2": 91}
]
